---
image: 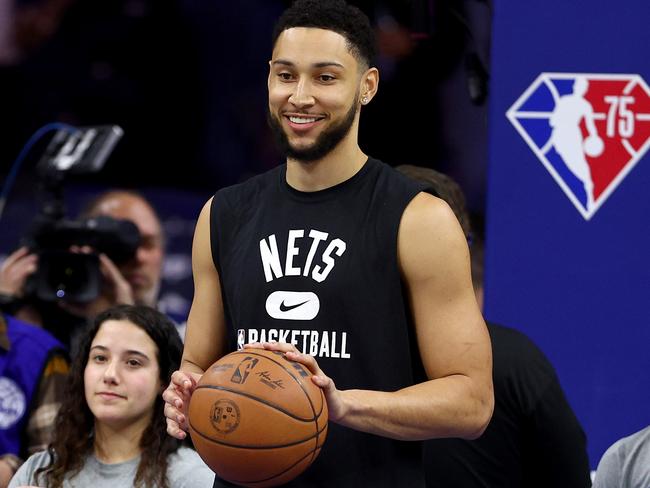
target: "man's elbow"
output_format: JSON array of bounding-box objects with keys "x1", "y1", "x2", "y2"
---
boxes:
[{"x1": 462, "y1": 386, "x2": 494, "y2": 440}]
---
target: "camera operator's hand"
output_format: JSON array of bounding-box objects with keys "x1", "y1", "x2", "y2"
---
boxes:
[
  {"x1": 97, "y1": 252, "x2": 136, "y2": 306},
  {"x1": 0, "y1": 247, "x2": 38, "y2": 298},
  {"x1": 59, "y1": 248, "x2": 135, "y2": 319}
]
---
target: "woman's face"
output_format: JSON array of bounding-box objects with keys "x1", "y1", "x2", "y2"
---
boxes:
[{"x1": 84, "y1": 319, "x2": 161, "y2": 429}]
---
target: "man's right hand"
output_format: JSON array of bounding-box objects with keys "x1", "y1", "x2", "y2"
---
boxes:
[
  {"x1": 0, "y1": 247, "x2": 37, "y2": 298},
  {"x1": 162, "y1": 370, "x2": 202, "y2": 440}
]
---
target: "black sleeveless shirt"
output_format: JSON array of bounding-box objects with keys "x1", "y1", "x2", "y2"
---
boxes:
[{"x1": 210, "y1": 158, "x2": 427, "y2": 487}]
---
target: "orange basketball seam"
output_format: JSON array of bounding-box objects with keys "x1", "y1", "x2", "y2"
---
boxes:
[
  {"x1": 191, "y1": 349, "x2": 329, "y2": 485},
  {"x1": 224, "y1": 447, "x2": 321, "y2": 485},
  {"x1": 214, "y1": 349, "x2": 325, "y2": 417},
  {"x1": 194, "y1": 384, "x2": 319, "y2": 422},
  {"x1": 229, "y1": 351, "x2": 320, "y2": 401},
  {"x1": 227, "y1": 350, "x2": 327, "y2": 472},
  {"x1": 189, "y1": 420, "x2": 328, "y2": 450},
  {"x1": 309, "y1": 389, "x2": 327, "y2": 467}
]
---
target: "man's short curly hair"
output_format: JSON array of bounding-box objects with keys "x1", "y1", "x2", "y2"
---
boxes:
[{"x1": 272, "y1": 0, "x2": 377, "y2": 69}]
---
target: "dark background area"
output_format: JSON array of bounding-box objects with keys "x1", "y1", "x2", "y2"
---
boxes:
[{"x1": 0, "y1": 0, "x2": 492, "y2": 315}]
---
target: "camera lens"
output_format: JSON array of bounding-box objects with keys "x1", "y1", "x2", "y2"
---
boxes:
[{"x1": 35, "y1": 251, "x2": 101, "y2": 303}]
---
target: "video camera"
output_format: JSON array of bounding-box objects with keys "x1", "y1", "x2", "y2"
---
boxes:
[{"x1": 21, "y1": 125, "x2": 141, "y2": 304}]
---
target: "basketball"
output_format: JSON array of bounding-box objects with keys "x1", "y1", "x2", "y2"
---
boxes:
[
  {"x1": 583, "y1": 135, "x2": 604, "y2": 157},
  {"x1": 188, "y1": 348, "x2": 328, "y2": 487}
]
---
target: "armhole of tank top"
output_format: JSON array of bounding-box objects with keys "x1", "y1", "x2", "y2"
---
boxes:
[
  {"x1": 394, "y1": 186, "x2": 429, "y2": 384},
  {"x1": 392, "y1": 186, "x2": 429, "y2": 280},
  {"x1": 209, "y1": 193, "x2": 227, "y2": 277}
]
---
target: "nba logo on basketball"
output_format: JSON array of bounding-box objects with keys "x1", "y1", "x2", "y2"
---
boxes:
[
  {"x1": 230, "y1": 357, "x2": 258, "y2": 384},
  {"x1": 507, "y1": 73, "x2": 650, "y2": 219}
]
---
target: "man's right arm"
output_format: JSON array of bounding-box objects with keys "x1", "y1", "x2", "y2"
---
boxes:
[
  {"x1": 164, "y1": 198, "x2": 228, "y2": 438},
  {"x1": 183, "y1": 197, "x2": 228, "y2": 373}
]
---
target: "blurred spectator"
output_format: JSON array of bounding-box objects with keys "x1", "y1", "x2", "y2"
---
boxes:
[
  {"x1": 592, "y1": 425, "x2": 650, "y2": 488},
  {"x1": 397, "y1": 165, "x2": 592, "y2": 488},
  {"x1": 75, "y1": 190, "x2": 165, "y2": 314},
  {"x1": 0, "y1": 313, "x2": 69, "y2": 488},
  {"x1": 0, "y1": 190, "x2": 184, "y2": 348}
]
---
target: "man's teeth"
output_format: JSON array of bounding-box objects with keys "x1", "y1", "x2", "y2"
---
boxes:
[{"x1": 289, "y1": 116, "x2": 318, "y2": 124}]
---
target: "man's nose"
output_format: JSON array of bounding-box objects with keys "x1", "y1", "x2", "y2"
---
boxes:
[{"x1": 288, "y1": 78, "x2": 315, "y2": 108}]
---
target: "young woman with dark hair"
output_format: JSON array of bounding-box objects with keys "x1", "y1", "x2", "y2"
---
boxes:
[{"x1": 9, "y1": 305, "x2": 213, "y2": 488}]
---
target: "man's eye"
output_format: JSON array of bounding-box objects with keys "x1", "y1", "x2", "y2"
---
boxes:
[
  {"x1": 319, "y1": 75, "x2": 335, "y2": 82},
  {"x1": 278, "y1": 72, "x2": 293, "y2": 80}
]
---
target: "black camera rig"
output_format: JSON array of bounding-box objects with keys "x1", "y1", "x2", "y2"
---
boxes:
[{"x1": 19, "y1": 125, "x2": 141, "y2": 304}]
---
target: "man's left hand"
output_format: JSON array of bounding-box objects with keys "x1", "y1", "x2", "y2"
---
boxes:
[{"x1": 244, "y1": 341, "x2": 346, "y2": 422}]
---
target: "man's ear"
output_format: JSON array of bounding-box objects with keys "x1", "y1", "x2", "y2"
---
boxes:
[{"x1": 359, "y1": 67, "x2": 379, "y2": 105}]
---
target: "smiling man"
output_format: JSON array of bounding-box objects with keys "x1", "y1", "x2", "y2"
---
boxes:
[
  {"x1": 163, "y1": 1, "x2": 494, "y2": 486},
  {"x1": 265, "y1": 27, "x2": 365, "y2": 165}
]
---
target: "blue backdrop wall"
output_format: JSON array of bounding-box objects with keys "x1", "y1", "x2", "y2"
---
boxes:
[{"x1": 485, "y1": 0, "x2": 650, "y2": 469}]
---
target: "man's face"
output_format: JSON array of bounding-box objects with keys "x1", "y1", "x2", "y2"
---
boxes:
[
  {"x1": 267, "y1": 27, "x2": 364, "y2": 162},
  {"x1": 93, "y1": 194, "x2": 164, "y2": 306}
]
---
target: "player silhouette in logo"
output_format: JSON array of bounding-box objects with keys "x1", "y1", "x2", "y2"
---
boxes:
[{"x1": 549, "y1": 77, "x2": 603, "y2": 211}]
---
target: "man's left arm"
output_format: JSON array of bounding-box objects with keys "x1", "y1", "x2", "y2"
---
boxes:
[
  {"x1": 338, "y1": 193, "x2": 493, "y2": 439},
  {"x1": 267, "y1": 193, "x2": 493, "y2": 441}
]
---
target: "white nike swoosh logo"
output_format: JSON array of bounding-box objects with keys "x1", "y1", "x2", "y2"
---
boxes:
[{"x1": 266, "y1": 291, "x2": 320, "y2": 320}]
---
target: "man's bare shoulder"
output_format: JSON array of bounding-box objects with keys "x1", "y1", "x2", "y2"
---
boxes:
[
  {"x1": 401, "y1": 192, "x2": 463, "y2": 239},
  {"x1": 398, "y1": 192, "x2": 470, "y2": 282}
]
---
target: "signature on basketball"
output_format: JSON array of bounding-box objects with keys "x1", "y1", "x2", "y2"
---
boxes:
[{"x1": 257, "y1": 371, "x2": 285, "y2": 390}]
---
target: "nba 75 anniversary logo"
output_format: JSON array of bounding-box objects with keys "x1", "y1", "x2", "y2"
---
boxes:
[{"x1": 507, "y1": 73, "x2": 650, "y2": 220}]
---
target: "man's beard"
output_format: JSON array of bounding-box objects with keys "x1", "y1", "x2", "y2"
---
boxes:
[{"x1": 267, "y1": 101, "x2": 358, "y2": 163}]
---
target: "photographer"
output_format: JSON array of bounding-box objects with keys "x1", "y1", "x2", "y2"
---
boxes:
[
  {"x1": 65, "y1": 189, "x2": 165, "y2": 318},
  {"x1": 0, "y1": 190, "x2": 168, "y2": 485},
  {"x1": 0, "y1": 189, "x2": 165, "y2": 348}
]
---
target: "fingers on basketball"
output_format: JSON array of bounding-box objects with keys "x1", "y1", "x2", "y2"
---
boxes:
[{"x1": 188, "y1": 349, "x2": 328, "y2": 487}]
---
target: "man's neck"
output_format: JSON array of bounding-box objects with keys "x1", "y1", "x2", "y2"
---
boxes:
[{"x1": 285, "y1": 138, "x2": 368, "y2": 192}]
